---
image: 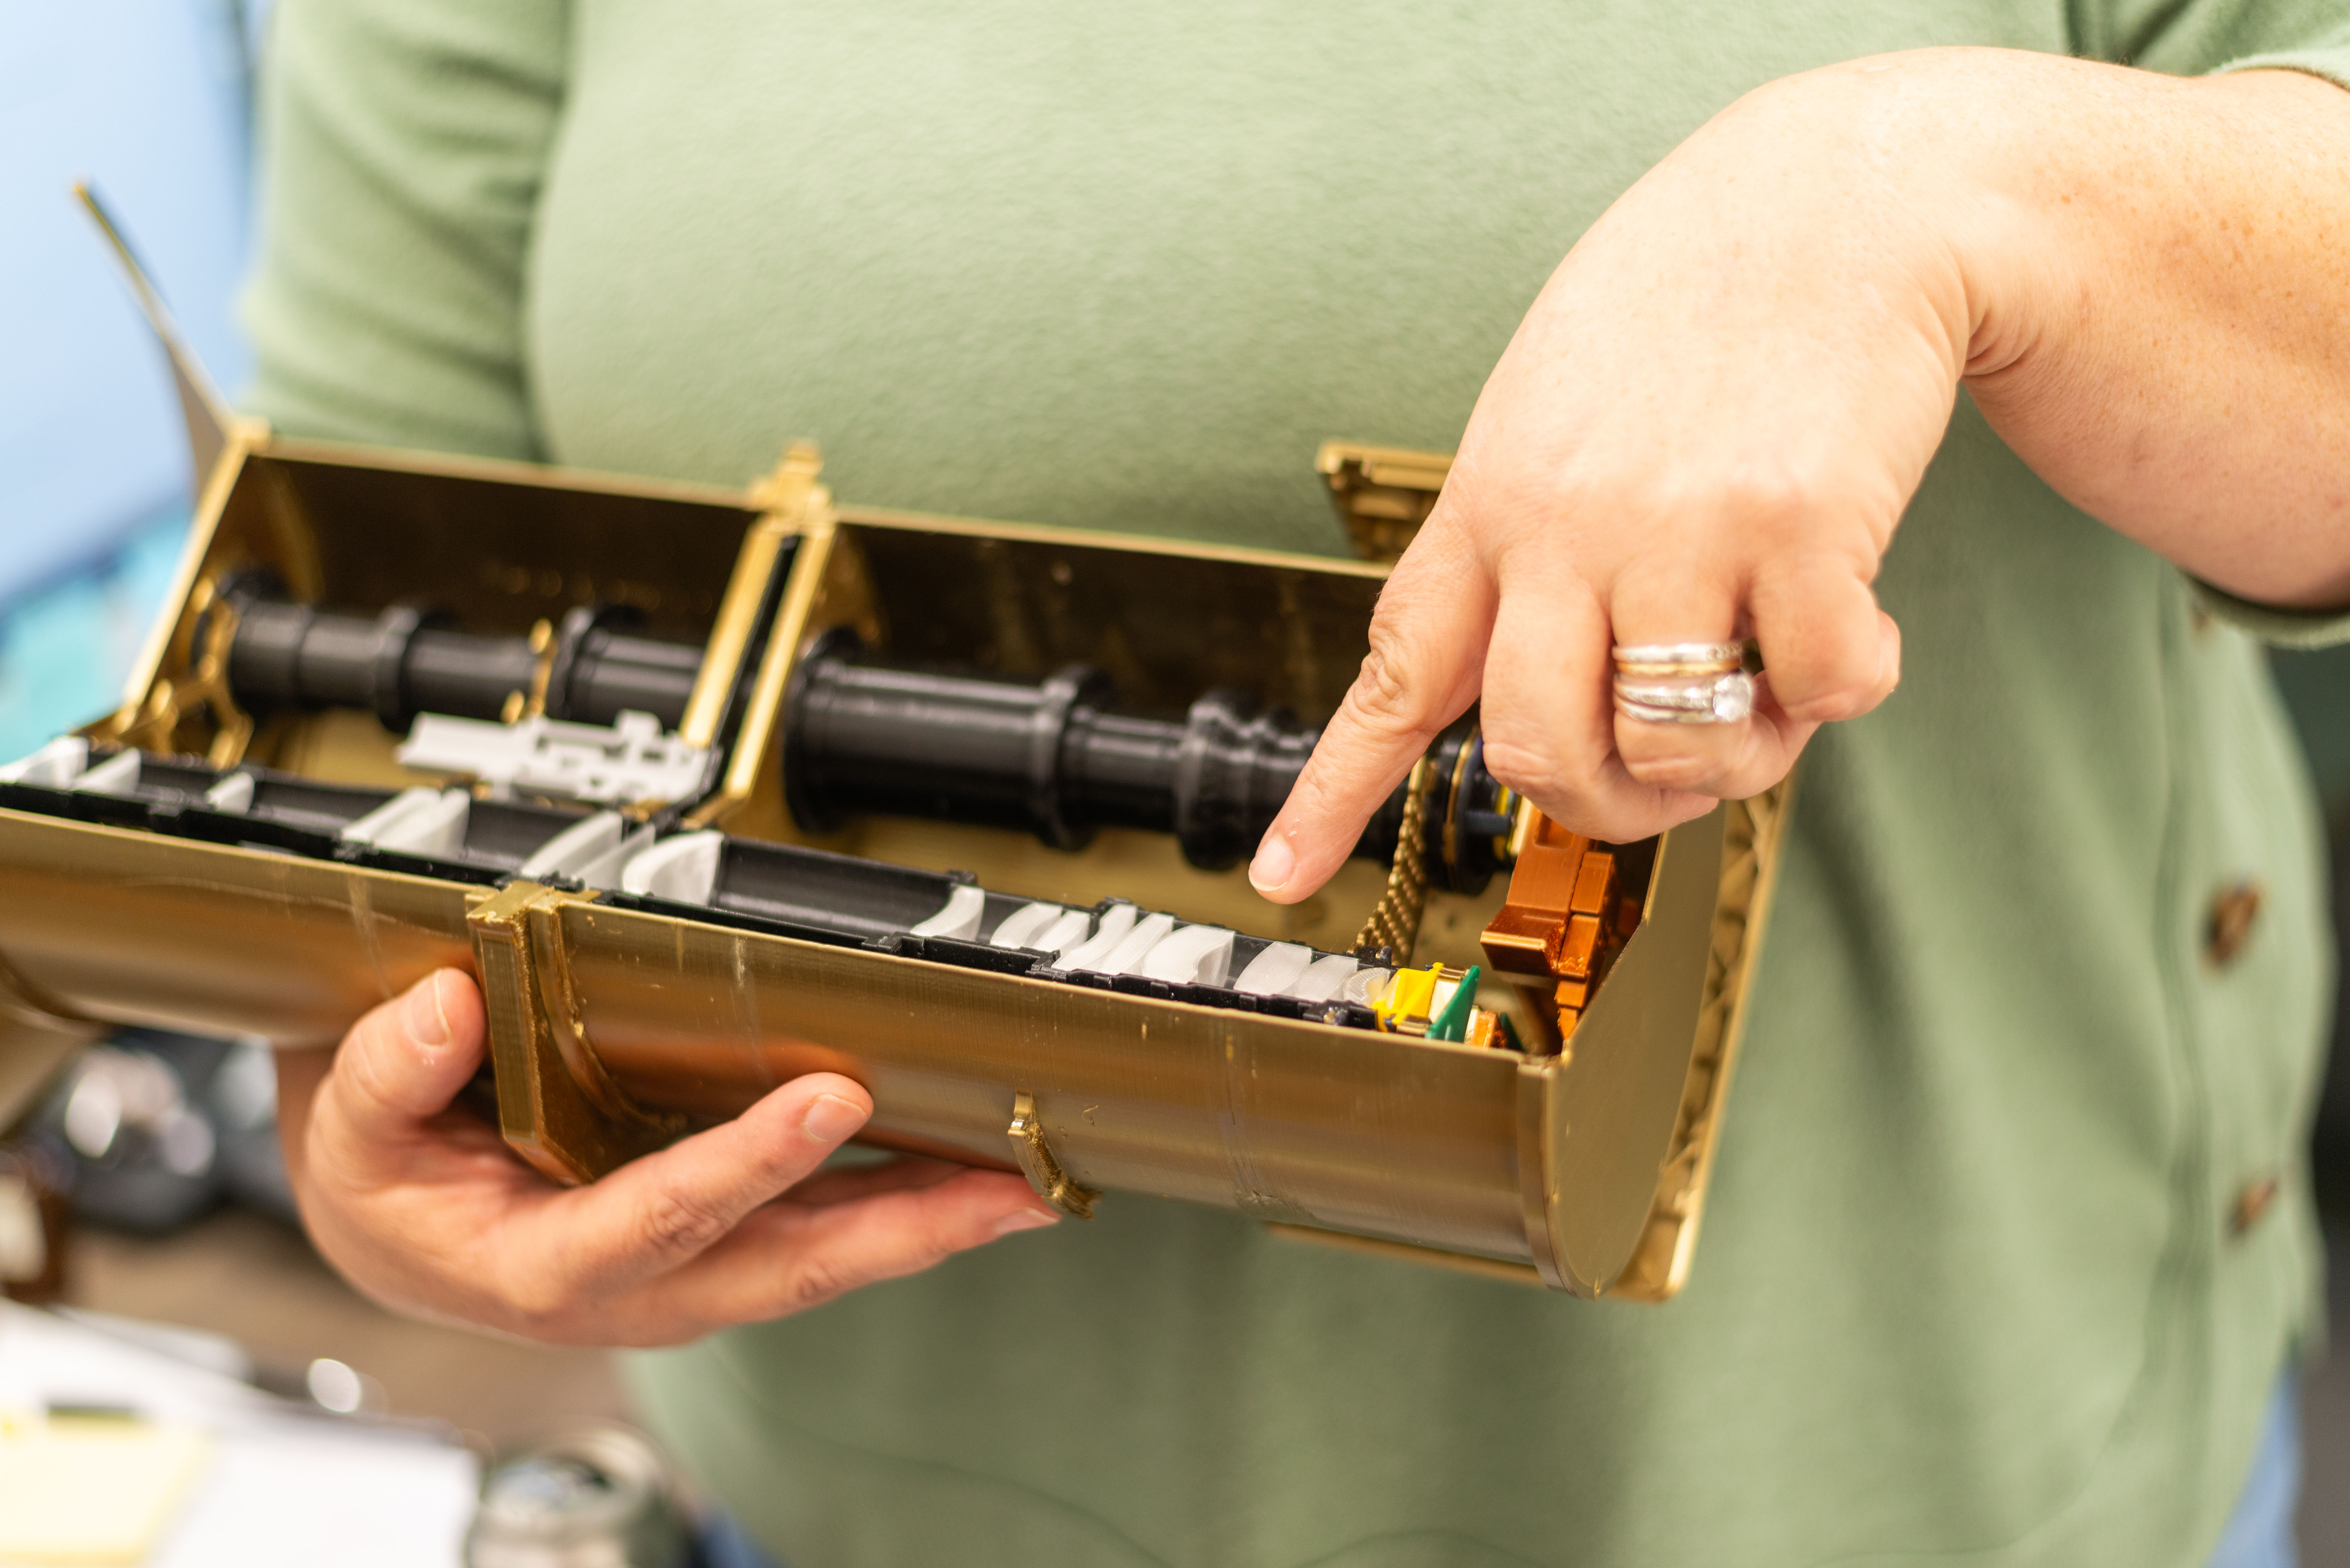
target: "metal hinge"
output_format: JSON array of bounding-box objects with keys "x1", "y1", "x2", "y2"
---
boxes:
[{"x1": 1006, "y1": 1091, "x2": 1098, "y2": 1219}]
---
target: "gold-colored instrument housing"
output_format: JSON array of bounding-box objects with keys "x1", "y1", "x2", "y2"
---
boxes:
[{"x1": 0, "y1": 219, "x2": 1787, "y2": 1297}]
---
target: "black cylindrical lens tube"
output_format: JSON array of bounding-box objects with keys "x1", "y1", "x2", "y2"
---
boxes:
[
  {"x1": 781, "y1": 632, "x2": 1113, "y2": 850},
  {"x1": 224, "y1": 596, "x2": 699, "y2": 731},
  {"x1": 401, "y1": 628, "x2": 542, "y2": 723},
  {"x1": 781, "y1": 628, "x2": 1405, "y2": 871},
  {"x1": 224, "y1": 598, "x2": 1455, "y2": 878}
]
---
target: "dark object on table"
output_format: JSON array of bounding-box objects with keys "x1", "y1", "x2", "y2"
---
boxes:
[
  {"x1": 33, "y1": 1029, "x2": 296, "y2": 1236},
  {"x1": 467, "y1": 1425, "x2": 692, "y2": 1568}
]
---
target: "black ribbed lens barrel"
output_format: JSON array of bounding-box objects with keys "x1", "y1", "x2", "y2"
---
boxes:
[
  {"x1": 781, "y1": 628, "x2": 1396, "y2": 871},
  {"x1": 224, "y1": 597, "x2": 701, "y2": 731},
  {"x1": 221, "y1": 595, "x2": 1459, "y2": 882}
]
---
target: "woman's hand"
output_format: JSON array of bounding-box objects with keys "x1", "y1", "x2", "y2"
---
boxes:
[
  {"x1": 277, "y1": 969, "x2": 1060, "y2": 1346},
  {"x1": 1248, "y1": 51, "x2": 2350, "y2": 901},
  {"x1": 1252, "y1": 58, "x2": 1951, "y2": 890}
]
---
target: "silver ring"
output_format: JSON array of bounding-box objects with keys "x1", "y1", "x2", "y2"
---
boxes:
[
  {"x1": 1611, "y1": 641, "x2": 1745, "y2": 668},
  {"x1": 1612, "y1": 670, "x2": 1755, "y2": 726},
  {"x1": 1616, "y1": 697, "x2": 1724, "y2": 726}
]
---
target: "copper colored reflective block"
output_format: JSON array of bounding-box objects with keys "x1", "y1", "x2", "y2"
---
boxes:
[
  {"x1": 1570, "y1": 853, "x2": 1615, "y2": 915},
  {"x1": 1480, "y1": 809, "x2": 1645, "y2": 1057},
  {"x1": 1514, "y1": 815, "x2": 1594, "y2": 908},
  {"x1": 1478, "y1": 812, "x2": 1595, "y2": 980},
  {"x1": 1479, "y1": 907, "x2": 1559, "y2": 977},
  {"x1": 1557, "y1": 914, "x2": 1603, "y2": 980}
]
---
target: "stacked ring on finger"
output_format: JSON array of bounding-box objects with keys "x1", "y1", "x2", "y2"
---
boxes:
[{"x1": 1611, "y1": 640, "x2": 1756, "y2": 726}]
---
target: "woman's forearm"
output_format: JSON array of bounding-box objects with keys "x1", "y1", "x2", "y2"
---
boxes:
[{"x1": 1925, "y1": 53, "x2": 2350, "y2": 606}]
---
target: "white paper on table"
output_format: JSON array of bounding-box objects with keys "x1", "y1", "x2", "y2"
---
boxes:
[
  {"x1": 0, "y1": 1302, "x2": 479, "y2": 1568},
  {"x1": 0, "y1": 1410, "x2": 209, "y2": 1563}
]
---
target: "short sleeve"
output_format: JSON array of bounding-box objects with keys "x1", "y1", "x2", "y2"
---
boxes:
[
  {"x1": 2073, "y1": 0, "x2": 2350, "y2": 82},
  {"x1": 2190, "y1": 576, "x2": 2350, "y2": 649},
  {"x1": 2215, "y1": 23, "x2": 2350, "y2": 93},
  {"x1": 2076, "y1": 0, "x2": 2350, "y2": 646},
  {"x1": 239, "y1": 0, "x2": 569, "y2": 460}
]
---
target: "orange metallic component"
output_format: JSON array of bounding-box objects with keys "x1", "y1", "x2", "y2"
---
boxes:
[
  {"x1": 1570, "y1": 853, "x2": 1614, "y2": 916},
  {"x1": 1480, "y1": 808, "x2": 1637, "y2": 1049},
  {"x1": 1477, "y1": 812, "x2": 1591, "y2": 979}
]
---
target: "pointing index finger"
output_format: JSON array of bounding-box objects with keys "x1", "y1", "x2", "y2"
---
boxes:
[{"x1": 1249, "y1": 519, "x2": 1492, "y2": 903}]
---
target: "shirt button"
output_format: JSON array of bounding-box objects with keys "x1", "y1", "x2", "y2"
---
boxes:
[
  {"x1": 2205, "y1": 881, "x2": 2263, "y2": 966},
  {"x1": 2231, "y1": 1176, "x2": 2279, "y2": 1236}
]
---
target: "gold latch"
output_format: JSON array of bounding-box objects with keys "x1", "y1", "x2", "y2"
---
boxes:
[
  {"x1": 1006, "y1": 1091, "x2": 1098, "y2": 1219},
  {"x1": 467, "y1": 881, "x2": 685, "y2": 1185},
  {"x1": 1315, "y1": 441, "x2": 1452, "y2": 564}
]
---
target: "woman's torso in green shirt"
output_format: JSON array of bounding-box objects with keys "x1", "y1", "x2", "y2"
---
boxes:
[{"x1": 246, "y1": 1, "x2": 2350, "y2": 1562}]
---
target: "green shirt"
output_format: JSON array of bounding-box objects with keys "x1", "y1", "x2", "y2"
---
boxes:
[{"x1": 244, "y1": 3, "x2": 2350, "y2": 1563}]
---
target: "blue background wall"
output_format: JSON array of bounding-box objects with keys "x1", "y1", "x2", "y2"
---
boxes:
[{"x1": 0, "y1": 0, "x2": 265, "y2": 757}]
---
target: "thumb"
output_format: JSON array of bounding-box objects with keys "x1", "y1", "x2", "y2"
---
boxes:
[
  {"x1": 1250, "y1": 523, "x2": 1493, "y2": 903},
  {"x1": 330, "y1": 968, "x2": 490, "y2": 1143}
]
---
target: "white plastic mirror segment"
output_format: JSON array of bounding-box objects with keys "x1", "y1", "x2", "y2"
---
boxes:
[
  {"x1": 620, "y1": 830, "x2": 725, "y2": 905},
  {"x1": 1341, "y1": 966, "x2": 1394, "y2": 1006},
  {"x1": 339, "y1": 787, "x2": 438, "y2": 844},
  {"x1": 1427, "y1": 975, "x2": 1462, "y2": 1018},
  {"x1": 1288, "y1": 954, "x2": 1360, "y2": 1002},
  {"x1": 518, "y1": 810, "x2": 626, "y2": 880},
  {"x1": 989, "y1": 901, "x2": 1065, "y2": 949},
  {"x1": 1037, "y1": 909, "x2": 1094, "y2": 956},
  {"x1": 339, "y1": 787, "x2": 470, "y2": 858},
  {"x1": 0, "y1": 736, "x2": 89, "y2": 786},
  {"x1": 1233, "y1": 941, "x2": 1313, "y2": 996},
  {"x1": 69, "y1": 750, "x2": 143, "y2": 796},
  {"x1": 909, "y1": 884, "x2": 988, "y2": 940},
  {"x1": 576, "y1": 825, "x2": 658, "y2": 891},
  {"x1": 375, "y1": 789, "x2": 471, "y2": 857},
  {"x1": 1094, "y1": 912, "x2": 1177, "y2": 976},
  {"x1": 1058, "y1": 904, "x2": 1138, "y2": 971},
  {"x1": 201, "y1": 773, "x2": 256, "y2": 814},
  {"x1": 1136, "y1": 924, "x2": 1237, "y2": 986}
]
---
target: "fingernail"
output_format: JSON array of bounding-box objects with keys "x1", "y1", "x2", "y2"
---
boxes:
[
  {"x1": 801, "y1": 1092, "x2": 868, "y2": 1145},
  {"x1": 1248, "y1": 833, "x2": 1294, "y2": 894},
  {"x1": 993, "y1": 1208, "x2": 1059, "y2": 1236},
  {"x1": 401, "y1": 973, "x2": 450, "y2": 1048}
]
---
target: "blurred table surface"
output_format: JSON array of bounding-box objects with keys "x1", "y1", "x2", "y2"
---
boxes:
[
  {"x1": 0, "y1": 1300, "x2": 478, "y2": 1567},
  {"x1": 64, "y1": 1205, "x2": 629, "y2": 1447}
]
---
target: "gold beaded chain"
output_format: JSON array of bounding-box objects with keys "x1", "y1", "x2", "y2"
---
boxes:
[{"x1": 1353, "y1": 755, "x2": 1436, "y2": 963}]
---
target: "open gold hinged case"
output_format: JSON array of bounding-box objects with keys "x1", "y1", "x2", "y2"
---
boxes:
[{"x1": 0, "y1": 199, "x2": 1788, "y2": 1300}]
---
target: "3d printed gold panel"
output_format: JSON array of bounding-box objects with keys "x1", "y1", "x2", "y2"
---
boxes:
[{"x1": 0, "y1": 392, "x2": 1785, "y2": 1297}]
